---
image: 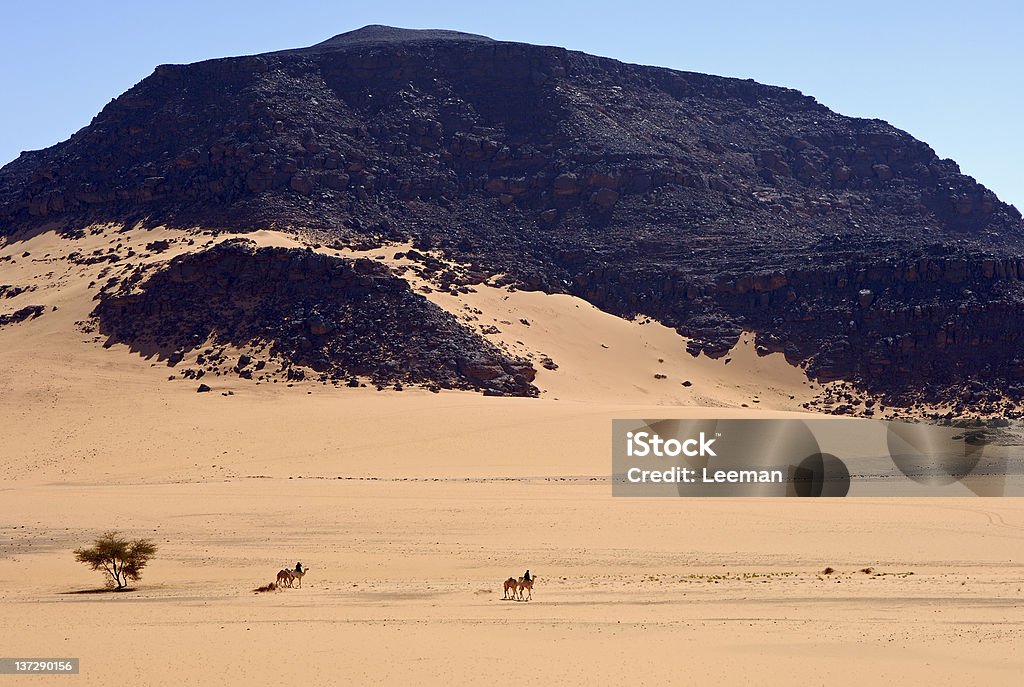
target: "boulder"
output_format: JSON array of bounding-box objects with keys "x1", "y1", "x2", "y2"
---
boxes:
[{"x1": 590, "y1": 187, "x2": 619, "y2": 209}]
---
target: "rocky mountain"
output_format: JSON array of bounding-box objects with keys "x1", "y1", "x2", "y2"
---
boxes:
[{"x1": 2, "y1": 25, "x2": 1023, "y2": 406}]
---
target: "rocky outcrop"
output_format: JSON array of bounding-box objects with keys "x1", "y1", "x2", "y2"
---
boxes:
[
  {"x1": 3, "y1": 25, "x2": 1024, "y2": 405},
  {"x1": 94, "y1": 241, "x2": 537, "y2": 396},
  {"x1": 573, "y1": 252, "x2": 1024, "y2": 405},
  {"x1": 0, "y1": 304, "x2": 45, "y2": 327},
  {"x1": 0, "y1": 284, "x2": 36, "y2": 299}
]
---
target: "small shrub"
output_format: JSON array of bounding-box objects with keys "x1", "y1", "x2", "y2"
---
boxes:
[{"x1": 74, "y1": 531, "x2": 157, "y2": 590}]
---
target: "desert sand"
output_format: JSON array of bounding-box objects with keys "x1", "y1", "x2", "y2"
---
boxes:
[{"x1": 1, "y1": 226, "x2": 1022, "y2": 685}]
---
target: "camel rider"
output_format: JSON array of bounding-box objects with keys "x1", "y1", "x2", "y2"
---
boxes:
[
  {"x1": 295, "y1": 562, "x2": 303, "y2": 574},
  {"x1": 523, "y1": 570, "x2": 531, "y2": 583}
]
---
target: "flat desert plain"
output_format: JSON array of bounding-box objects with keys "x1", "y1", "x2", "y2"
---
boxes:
[{"x1": 1, "y1": 228, "x2": 1022, "y2": 685}]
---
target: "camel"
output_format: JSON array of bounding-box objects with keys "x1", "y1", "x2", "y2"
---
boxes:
[
  {"x1": 289, "y1": 567, "x2": 308, "y2": 588},
  {"x1": 276, "y1": 567, "x2": 309, "y2": 588},
  {"x1": 517, "y1": 576, "x2": 534, "y2": 601},
  {"x1": 276, "y1": 569, "x2": 295, "y2": 588},
  {"x1": 503, "y1": 577, "x2": 518, "y2": 599}
]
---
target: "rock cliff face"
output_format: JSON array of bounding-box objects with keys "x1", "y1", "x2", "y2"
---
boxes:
[
  {"x1": 95, "y1": 241, "x2": 538, "y2": 395},
  {"x1": 2, "y1": 25, "x2": 1023, "y2": 405}
]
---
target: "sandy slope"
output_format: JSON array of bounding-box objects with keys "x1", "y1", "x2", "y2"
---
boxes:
[{"x1": 1, "y1": 226, "x2": 1022, "y2": 685}]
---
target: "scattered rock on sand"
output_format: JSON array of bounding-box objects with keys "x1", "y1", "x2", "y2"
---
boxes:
[{"x1": 0, "y1": 304, "x2": 45, "y2": 327}]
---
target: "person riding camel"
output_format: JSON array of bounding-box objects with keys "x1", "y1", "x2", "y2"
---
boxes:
[
  {"x1": 523, "y1": 569, "x2": 531, "y2": 583},
  {"x1": 295, "y1": 562, "x2": 303, "y2": 574}
]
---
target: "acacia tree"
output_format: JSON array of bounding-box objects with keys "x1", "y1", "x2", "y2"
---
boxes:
[{"x1": 74, "y1": 532, "x2": 157, "y2": 590}]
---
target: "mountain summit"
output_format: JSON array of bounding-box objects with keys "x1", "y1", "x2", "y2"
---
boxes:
[
  {"x1": 298, "y1": 25, "x2": 496, "y2": 52},
  {"x1": 2, "y1": 26, "x2": 1023, "y2": 407}
]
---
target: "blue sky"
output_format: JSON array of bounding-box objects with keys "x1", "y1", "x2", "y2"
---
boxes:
[{"x1": 1, "y1": 1, "x2": 1020, "y2": 208}]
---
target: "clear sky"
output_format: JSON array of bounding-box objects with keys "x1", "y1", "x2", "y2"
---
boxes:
[{"x1": 1, "y1": 0, "x2": 1021, "y2": 208}]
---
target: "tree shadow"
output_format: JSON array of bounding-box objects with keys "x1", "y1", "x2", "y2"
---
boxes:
[{"x1": 61, "y1": 587, "x2": 137, "y2": 595}]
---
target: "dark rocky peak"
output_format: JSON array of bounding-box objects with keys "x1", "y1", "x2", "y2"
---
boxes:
[
  {"x1": 2, "y1": 29, "x2": 1024, "y2": 408},
  {"x1": 294, "y1": 25, "x2": 496, "y2": 54}
]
